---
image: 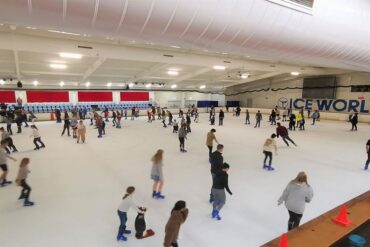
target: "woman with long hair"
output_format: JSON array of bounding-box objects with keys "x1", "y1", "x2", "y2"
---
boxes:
[
  {"x1": 117, "y1": 186, "x2": 143, "y2": 242},
  {"x1": 151, "y1": 149, "x2": 165, "y2": 199},
  {"x1": 16, "y1": 158, "x2": 34, "y2": 206},
  {"x1": 278, "y1": 172, "x2": 314, "y2": 231},
  {"x1": 164, "y1": 200, "x2": 189, "y2": 247}
]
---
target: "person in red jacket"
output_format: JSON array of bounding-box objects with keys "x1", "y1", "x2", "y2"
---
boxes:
[{"x1": 276, "y1": 122, "x2": 297, "y2": 147}]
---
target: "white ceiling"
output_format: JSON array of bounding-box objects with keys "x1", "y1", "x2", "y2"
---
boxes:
[{"x1": 0, "y1": 0, "x2": 365, "y2": 90}]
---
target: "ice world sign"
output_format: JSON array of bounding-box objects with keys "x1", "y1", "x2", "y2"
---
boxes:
[{"x1": 281, "y1": 98, "x2": 369, "y2": 113}]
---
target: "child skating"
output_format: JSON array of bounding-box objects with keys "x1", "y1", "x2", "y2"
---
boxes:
[
  {"x1": 0, "y1": 140, "x2": 17, "y2": 187},
  {"x1": 16, "y1": 158, "x2": 34, "y2": 206},
  {"x1": 30, "y1": 125, "x2": 45, "y2": 150},
  {"x1": 150, "y1": 149, "x2": 165, "y2": 199}
]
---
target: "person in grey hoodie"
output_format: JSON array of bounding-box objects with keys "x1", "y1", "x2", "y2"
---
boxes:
[
  {"x1": 178, "y1": 124, "x2": 187, "y2": 152},
  {"x1": 278, "y1": 171, "x2": 313, "y2": 231}
]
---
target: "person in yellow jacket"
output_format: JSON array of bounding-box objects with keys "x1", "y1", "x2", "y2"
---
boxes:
[{"x1": 295, "y1": 112, "x2": 302, "y2": 128}]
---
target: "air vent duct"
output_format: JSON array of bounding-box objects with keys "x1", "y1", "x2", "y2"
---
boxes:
[{"x1": 78, "y1": 45, "x2": 93, "y2": 49}]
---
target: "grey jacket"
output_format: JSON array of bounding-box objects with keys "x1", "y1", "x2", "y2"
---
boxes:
[
  {"x1": 178, "y1": 128, "x2": 187, "y2": 138},
  {"x1": 278, "y1": 182, "x2": 313, "y2": 214}
]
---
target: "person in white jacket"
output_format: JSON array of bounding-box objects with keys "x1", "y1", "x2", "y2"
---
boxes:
[
  {"x1": 262, "y1": 134, "x2": 277, "y2": 171},
  {"x1": 278, "y1": 172, "x2": 314, "y2": 231},
  {"x1": 30, "y1": 125, "x2": 45, "y2": 150},
  {"x1": 117, "y1": 186, "x2": 144, "y2": 242}
]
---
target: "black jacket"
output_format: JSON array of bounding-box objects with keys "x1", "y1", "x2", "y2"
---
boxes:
[
  {"x1": 213, "y1": 171, "x2": 232, "y2": 195},
  {"x1": 210, "y1": 151, "x2": 223, "y2": 174},
  {"x1": 219, "y1": 111, "x2": 224, "y2": 118}
]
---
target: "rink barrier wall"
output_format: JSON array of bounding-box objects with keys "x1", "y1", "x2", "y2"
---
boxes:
[{"x1": 5, "y1": 107, "x2": 370, "y2": 123}]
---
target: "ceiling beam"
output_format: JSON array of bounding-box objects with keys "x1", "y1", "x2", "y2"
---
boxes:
[
  {"x1": 170, "y1": 67, "x2": 214, "y2": 84},
  {"x1": 226, "y1": 71, "x2": 285, "y2": 87},
  {"x1": 131, "y1": 63, "x2": 168, "y2": 82},
  {"x1": 79, "y1": 57, "x2": 106, "y2": 85},
  {"x1": 13, "y1": 50, "x2": 21, "y2": 80}
]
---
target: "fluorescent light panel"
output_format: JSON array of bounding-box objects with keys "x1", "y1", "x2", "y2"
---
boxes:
[
  {"x1": 291, "y1": 71, "x2": 300, "y2": 76},
  {"x1": 59, "y1": 53, "x2": 82, "y2": 59},
  {"x1": 167, "y1": 70, "x2": 179, "y2": 76},
  {"x1": 213, "y1": 65, "x2": 226, "y2": 70},
  {"x1": 171, "y1": 84, "x2": 177, "y2": 89},
  {"x1": 199, "y1": 85, "x2": 206, "y2": 89},
  {"x1": 50, "y1": 64, "x2": 67, "y2": 69}
]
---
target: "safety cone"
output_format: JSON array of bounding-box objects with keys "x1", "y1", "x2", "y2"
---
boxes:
[
  {"x1": 332, "y1": 205, "x2": 351, "y2": 227},
  {"x1": 278, "y1": 233, "x2": 288, "y2": 247}
]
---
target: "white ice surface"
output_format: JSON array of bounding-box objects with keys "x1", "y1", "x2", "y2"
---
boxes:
[{"x1": 0, "y1": 114, "x2": 369, "y2": 247}]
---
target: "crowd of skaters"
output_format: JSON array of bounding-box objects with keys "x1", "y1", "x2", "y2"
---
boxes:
[{"x1": 1, "y1": 101, "x2": 369, "y2": 247}]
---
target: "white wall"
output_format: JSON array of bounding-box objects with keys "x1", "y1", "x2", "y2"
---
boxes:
[
  {"x1": 152, "y1": 91, "x2": 225, "y2": 108},
  {"x1": 226, "y1": 72, "x2": 370, "y2": 112}
]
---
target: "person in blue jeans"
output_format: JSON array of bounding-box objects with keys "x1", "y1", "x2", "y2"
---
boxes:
[{"x1": 117, "y1": 186, "x2": 144, "y2": 241}]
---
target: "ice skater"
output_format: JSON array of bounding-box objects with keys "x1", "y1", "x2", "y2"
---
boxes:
[
  {"x1": 219, "y1": 109, "x2": 224, "y2": 126},
  {"x1": 70, "y1": 116, "x2": 78, "y2": 138},
  {"x1": 254, "y1": 110, "x2": 262, "y2": 128},
  {"x1": 96, "y1": 116, "x2": 104, "y2": 138},
  {"x1": 311, "y1": 110, "x2": 319, "y2": 125},
  {"x1": 211, "y1": 163, "x2": 232, "y2": 221},
  {"x1": 206, "y1": 129, "x2": 219, "y2": 158},
  {"x1": 262, "y1": 134, "x2": 277, "y2": 171},
  {"x1": 173, "y1": 120, "x2": 178, "y2": 133},
  {"x1": 289, "y1": 112, "x2": 296, "y2": 131},
  {"x1": 278, "y1": 172, "x2": 314, "y2": 231},
  {"x1": 61, "y1": 115, "x2": 71, "y2": 136},
  {"x1": 150, "y1": 149, "x2": 165, "y2": 199},
  {"x1": 350, "y1": 113, "x2": 358, "y2": 131},
  {"x1": 298, "y1": 110, "x2": 305, "y2": 130},
  {"x1": 117, "y1": 186, "x2": 144, "y2": 242},
  {"x1": 186, "y1": 114, "x2": 191, "y2": 133},
  {"x1": 77, "y1": 120, "x2": 86, "y2": 143},
  {"x1": 245, "y1": 109, "x2": 250, "y2": 125},
  {"x1": 0, "y1": 127, "x2": 18, "y2": 153},
  {"x1": 209, "y1": 144, "x2": 224, "y2": 203},
  {"x1": 164, "y1": 200, "x2": 189, "y2": 247},
  {"x1": 178, "y1": 124, "x2": 187, "y2": 152},
  {"x1": 30, "y1": 125, "x2": 45, "y2": 150},
  {"x1": 0, "y1": 140, "x2": 17, "y2": 187},
  {"x1": 112, "y1": 111, "x2": 117, "y2": 127},
  {"x1": 270, "y1": 109, "x2": 277, "y2": 125},
  {"x1": 276, "y1": 123, "x2": 297, "y2": 147},
  {"x1": 16, "y1": 158, "x2": 34, "y2": 206},
  {"x1": 364, "y1": 139, "x2": 370, "y2": 171},
  {"x1": 116, "y1": 111, "x2": 122, "y2": 128},
  {"x1": 282, "y1": 108, "x2": 288, "y2": 122}
]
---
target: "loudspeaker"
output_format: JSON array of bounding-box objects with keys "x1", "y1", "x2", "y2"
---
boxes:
[{"x1": 17, "y1": 81, "x2": 22, "y2": 88}]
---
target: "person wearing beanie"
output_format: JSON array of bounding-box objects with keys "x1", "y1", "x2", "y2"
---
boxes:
[
  {"x1": 117, "y1": 186, "x2": 144, "y2": 242},
  {"x1": 16, "y1": 158, "x2": 34, "y2": 206},
  {"x1": 206, "y1": 129, "x2": 219, "y2": 158},
  {"x1": 211, "y1": 163, "x2": 232, "y2": 221},
  {"x1": 0, "y1": 139, "x2": 17, "y2": 187},
  {"x1": 262, "y1": 134, "x2": 277, "y2": 171},
  {"x1": 150, "y1": 149, "x2": 165, "y2": 199},
  {"x1": 164, "y1": 200, "x2": 189, "y2": 247},
  {"x1": 276, "y1": 122, "x2": 297, "y2": 147},
  {"x1": 278, "y1": 172, "x2": 314, "y2": 231}
]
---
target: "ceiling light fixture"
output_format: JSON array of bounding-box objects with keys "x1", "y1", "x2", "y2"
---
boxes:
[
  {"x1": 213, "y1": 65, "x2": 226, "y2": 70},
  {"x1": 171, "y1": 84, "x2": 177, "y2": 89},
  {"x1": 59, "y1": 53, "x2": 82, "y2": 59},
  {"x1": 167, "y1": 71, "x2": 179, "y2": 76},
  {"x1": 129, "y1": 83, "x2": 134, "y2": 88},
  {"x1": 59, "y1": 81, "x2": 65, "y2": 87},
  {"x1": 107, "y1": 82, "x2": 112, "y2": 87},
  {"x1": 291, "y1": 71, "x2": 300, "y2": 76},
  {"x1": 170, "y1": 46, "x2": 181, "y2": 49},
  {"x1": 241, "y1": 73, "x2": 249, "y2": 79},
  {"x1": 0, "y1": 79, "x2": 5, "y2": 85},
  {"x1": 33, "y1": 80, "x2": 39, "y2": 86},
  {"x1": 48, "y1": 30, "x2": 80, "y2": 36},
  {"x1": 50, "y1": 64, "x2": 67, "y2": 69},
  {"x1": 199, "y1": 85, "x2": 206, "y2": 89},
  {"x1": 85, "y1": 81, "x2": 90, "y2": 87},
  {"x1": 145, "y1": 84, "x2": 152, "y2": 88}
]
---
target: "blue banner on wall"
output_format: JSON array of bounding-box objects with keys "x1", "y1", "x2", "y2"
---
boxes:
[{"x1": 278, "y1": 98, "x2": 369, "y2": 113}]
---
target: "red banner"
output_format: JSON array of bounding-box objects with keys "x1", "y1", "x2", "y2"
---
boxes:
[
  {"x1": 26, "y1": 91, "x2": 70, "y2": 103},
  {"x1": 0, "y1": 91, "x2": 16, "y2": 103},
  {"x1": 78, "y1": 91, "x2": 113, "y2": 102},
  {"x1": 120, "y1": 92, "x2": 149, "y2": 101}
]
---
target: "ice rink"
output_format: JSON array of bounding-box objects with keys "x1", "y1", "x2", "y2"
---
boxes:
[{"x1": 0, "y1": 113, "x2": 369, "y2": 247}]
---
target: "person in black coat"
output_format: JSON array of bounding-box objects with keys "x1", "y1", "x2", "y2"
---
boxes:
[
  {"x1": 211, "y1": 163, "x2": 232, "y2": 221},
  {"x1": 209, "y1": 144, "x2": 224, "y2": 203},
  {"x1": 219, "y1": 110, "x2": 224, "y2": 126},
  {"x1": 350, "y1": 113, "x2": 358, "y2": 131}
]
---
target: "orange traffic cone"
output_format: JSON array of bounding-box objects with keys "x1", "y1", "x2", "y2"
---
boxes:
[
  {"x1": 278, "y1": 233, "x2": 288, "y2": 247},
  {"x1": 332, "y1": 205, "x2": 351, "y2": 227}
]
